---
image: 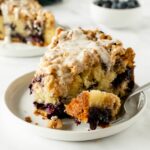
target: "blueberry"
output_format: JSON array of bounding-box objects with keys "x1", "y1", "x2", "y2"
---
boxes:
[
  {"x1": 29, "y1": 84, "x2": 33, "y2": 94},
  {"x1": 117, "y1": 1, "x2": 128, "y2": 9},
  {"x1": 112, "y1": 67, "x2": 133, "y2": 88},
  {"x1": 134, "y1": 1, "x2": 140, "y2": 7},
  {"x1": 111, "y1": 2, "x2": 118, "y2": 9},
  {"x1": 127, "y1": 1, "x2": 136, "y2": 8},
  {"x1": 95, "y1": 0, "x2": 103, "y2": 6},
  {"x1": 88, "y1": 107, "x2": 112, "y2": 130},
  {"x1": 135, "y1": 1, "x2": 140, "y2": 7},
  {"x1": 127, "y1": 0, "x2": 140, "y2": 8},
  {"x1": 38, "y1": 0, "x2": 62, "y2": 6},
  {"x1": 113, "y1": 0, "x2": 119, "y2": 3},
  {"x1": 102, "y1": 1, "x2": 112, "y2": 8}
]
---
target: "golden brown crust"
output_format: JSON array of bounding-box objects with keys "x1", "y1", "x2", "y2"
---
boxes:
[{"x1": 65, "y1": 91, "x2": 89, "y2": 123}]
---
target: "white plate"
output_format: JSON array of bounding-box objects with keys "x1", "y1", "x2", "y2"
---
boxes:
[
  {"x1": 4, "y1": 72, "x2": 146, "y2": 141},
  {"x1": 0, "y1": 41, "x2": 48, "y2": 57}
]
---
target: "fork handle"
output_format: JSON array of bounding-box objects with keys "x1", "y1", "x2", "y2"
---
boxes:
[{"x1": 128, "y1": 82, "x2": 150, "y2": 98}]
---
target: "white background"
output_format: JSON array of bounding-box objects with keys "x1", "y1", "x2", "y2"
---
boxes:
[{"x1": 0, "y1": 0, "x2": 150, "y2": 149}]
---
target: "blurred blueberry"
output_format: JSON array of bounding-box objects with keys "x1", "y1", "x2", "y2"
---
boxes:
[
  {"x1": 117, "y1": 1, "x2": 128, "y2": 9},
  {"x1": 134, "y1": 0, "x2": 140, "y2": 7},
  {"x1": 113, "y1": 0, "x2": 119, "y2": 2},
  {"x1": 102, "y1": 1, "x2": 112, "y2": 8},
  {"x1": 127, "y1": 1, "x2": 136, "y2": 8},
  {"x1": 95, "y1": 0, "x2": 140, "y2": 9},
  {"x1": 95, "y1": 0, "x2": 103, "y2": 6},
  {"x1": 111, "y1": 1, "x2": 118, "y2": 9},
  {"x1": 128, "y1": 0, "x2": 140, "y2": 8}
]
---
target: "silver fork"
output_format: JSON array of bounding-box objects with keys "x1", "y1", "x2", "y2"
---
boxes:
[{"x1": 111, "y1": 82, "x2": 150, "y2": 124}]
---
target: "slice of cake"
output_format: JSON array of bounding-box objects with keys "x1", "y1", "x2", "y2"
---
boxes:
[
  {"x1": 30, "y1": 28, "x2": 135, "y2": 121},
  {"x1": 0, "y1": 0, "x2": 55, "y2": 46},
  {"x1": 65, "y1": 90, "x2": 121, "y2": 130}
]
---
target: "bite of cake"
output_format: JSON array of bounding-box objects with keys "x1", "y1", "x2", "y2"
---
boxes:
[{"x1": 65, "y1": 90, "x2": 121, "y2": 130}]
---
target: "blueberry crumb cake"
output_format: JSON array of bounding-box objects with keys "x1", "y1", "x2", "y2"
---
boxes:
[
  {"x1": 29, "y1": 27, "x2": 135, "y2": 130},
  {"x1": 0, "y1": 0, "x2": 55, "y2": 46}
]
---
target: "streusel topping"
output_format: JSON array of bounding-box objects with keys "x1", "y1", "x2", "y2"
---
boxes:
[
  {"x1": 32, "y1": 28, "x2": 134, "y2": 101},
  {"x1": 38, "y1": 28, "x2": 127, "y2": 76}
]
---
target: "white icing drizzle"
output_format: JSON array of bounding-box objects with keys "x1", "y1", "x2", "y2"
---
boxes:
[
  {"x1": 14, "y1": 7, "x2": 20, "y2": 20},
  {"x1": 36, "y1": 28, "x2": 124, "y2": 98},
  {"x1": 38, "y1": 28, "x2": 119, "y2": 86},
  {"x1": 45, "y1": 28, "x2": 111, "y2": 68}
]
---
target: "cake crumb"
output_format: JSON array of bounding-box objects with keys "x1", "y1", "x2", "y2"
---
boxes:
[
  {"x1": 34, "y1": 109, "x2": 40, "y2": 116},
  {"x1": 42, "y1": 117, "x2": 46, "y2": 120},
  {"x1": 47, "y1": 116, "x2": 63, "y2": 129},
  {"x1": 34, "y1": 109, "x2": 47, "y2": 118},
  {"x1": 25, "y1": 116, "x2": 32, "y2": 123}
]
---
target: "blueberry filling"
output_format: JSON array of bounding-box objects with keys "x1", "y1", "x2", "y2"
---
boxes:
[
  {"x1": 26, "y1": 34, "x2": 44, "y2": 45},
  {"x1": 29, "y1": 75, "x2": 44, "y2": 94},
  {"x1": 4, "y1": 23, "x2": 16, "y2": 31},
  {"x1": 88, "y1": 107, "x2": 112, "y2": 130},
  {"x1": 10, "y1": 32, "x2": 44, "y2": 44},
  {"x1": 24, "y1": 22, "x2": 44, "y2": 45},
  {"x1": 74, "y1": 119, "x2": 81, "y2": 126},
  {"x1": 33, "y1": 101, "x2": 69, "y2": 119},
  {"x1": 126, "y1": 80, "x2": 134, "y2": 93},
  {"x1": 101, "y1": 62, "x2": 108, "y2": 71},
  {"x1": 29, "y1": 83, "x2": 33, "y2": 94},
  {"x1": 11, "y1": 33, "x2": 26, "y2": 43},
  {"x1": 33, "y1": 75, "x2": 44, "y2": 83},
  {"x1": 112, "y1": 67, "x2": 134, "y2": 88},
  {"x1": 3, "y1": 22, "x2": 44, "y2": 44}
]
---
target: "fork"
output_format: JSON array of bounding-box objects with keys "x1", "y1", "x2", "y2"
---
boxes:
[{"x1": 111, "y1": 82, "x2": 150, "y2": 124}]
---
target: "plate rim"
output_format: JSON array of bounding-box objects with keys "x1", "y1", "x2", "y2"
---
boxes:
[{"x1": 0, "y1": 42, "x2": 48, "y2": 58}]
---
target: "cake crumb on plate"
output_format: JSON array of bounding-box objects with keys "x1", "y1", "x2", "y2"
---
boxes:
[
  {"x1": 25, "y1": 116, "x2": 32, "y2": 123},
  {"x1": 47, "y1": 116, "x2": 63, "y2": 129}
]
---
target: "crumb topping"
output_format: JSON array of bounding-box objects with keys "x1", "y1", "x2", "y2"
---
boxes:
[
  {"x1": 39, "y1": 28, "x2": 133, "y2": 76},
  {"x1": 47, "y1": 116, "x2": 63, "y2": 129},
  {"x1": 1, "y1": 0, "x2": 41, "y2": 20},
  {"x1": 33, "y1": 28, "x2": 134, "y2": 100},
  {"x1": 25, "y1": 116, "x2": 32, "y2": 123}
]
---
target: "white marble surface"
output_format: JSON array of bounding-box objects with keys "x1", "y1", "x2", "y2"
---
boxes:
[{"x1": 0, "y1": 0, "x2": 150, "y2": 149}]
